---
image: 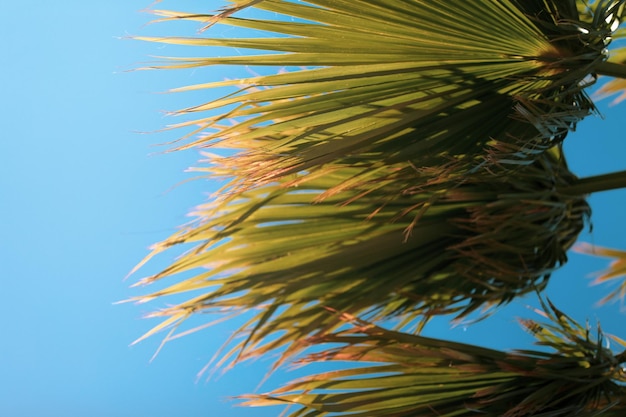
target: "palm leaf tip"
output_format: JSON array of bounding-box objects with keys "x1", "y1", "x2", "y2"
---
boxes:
[
  {"x1": 242, "y1": 300, "x2": 626, "y2": 416},
  {"x1": 574, "y1": 243, "x2": 626, "y2": 306}
]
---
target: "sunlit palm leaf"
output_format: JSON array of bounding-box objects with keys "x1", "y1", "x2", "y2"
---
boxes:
[
  {"x1": 134, "y1": 0, "x2": 621, "y2": 195},
  {"x1": 574, "y1": 242, "x2": 626, "y2": 305},
  {"x1": 243, "y1": 299, "x2": 626, "y2": 416}
]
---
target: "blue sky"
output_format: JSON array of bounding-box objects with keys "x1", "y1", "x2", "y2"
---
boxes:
[{"x1": 1, "y1": 2, "x2": 625, "y2": 416}]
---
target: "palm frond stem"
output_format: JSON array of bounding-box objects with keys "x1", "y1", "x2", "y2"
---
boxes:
[
  {"x1": 595, "y1": 61, "x2": 626, "y2": 78},
  {"x1": 559, "y1": 169, "x2": 626, "y2": 195}
]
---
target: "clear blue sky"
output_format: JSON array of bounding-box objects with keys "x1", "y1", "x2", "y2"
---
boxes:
[{"x1": 1, "y1": 2, "x2": 625, "y2": 416}]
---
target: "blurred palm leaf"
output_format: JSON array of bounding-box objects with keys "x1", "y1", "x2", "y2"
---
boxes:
[
  {"x1": 596, "y1": 76, "x2": 626, "y2": 104},
  {"x1": 130, "y1": 0, "x2": 625, "y2": 363},
  {"x1": 574, "y1": 243, "x2": 626, "y2": 306},
  {"x1": 243, "y1": 299, "x2": 626, "y2": 416}
]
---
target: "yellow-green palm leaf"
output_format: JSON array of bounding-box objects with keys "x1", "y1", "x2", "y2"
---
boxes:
[
  {"x1": 135, "y1": 0, "x2": 622, "y2": 194},
  {"x1": 129, "y1": 148, "x2": 590, "y2": 366},
  {"x1": 243, "y1": 299, "x2": 626, "y2": 416}
]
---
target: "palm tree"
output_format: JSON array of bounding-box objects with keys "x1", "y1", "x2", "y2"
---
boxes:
[{"x1": 129, "y1": 0, "x2": 626, "y2": 414}]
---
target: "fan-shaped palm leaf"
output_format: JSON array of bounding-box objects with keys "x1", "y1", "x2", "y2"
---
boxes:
[
  {"x1": 129, "y1": 147, "x2": 590, "y2": 367},
  {"x1": 135, "y1": 0, "x2": 622, "y2": 194},
  {"x1": 243, "y1": 299, "x2": 626, "y2": 416}
]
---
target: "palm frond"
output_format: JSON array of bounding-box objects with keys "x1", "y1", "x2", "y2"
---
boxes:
[
  {"x1": 129, "y1": 148, "x2": 590, "y2": 367},
  {"x1": 242, "y1": 299, "x2": 626, "y2": 417},
  {"x1": 134, "y1": 0, "x2": 622, "y2": 194},
  {"x1": 574, "y1": 243, "x2": 626, "y2": 306}
]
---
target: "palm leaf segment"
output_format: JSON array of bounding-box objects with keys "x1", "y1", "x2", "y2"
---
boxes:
[
  {"x1": 131, "y1": 1, "x2": 623, "y2": 360},
  {"x1": 243, "y1": 300, "x2": 626, "y2": 417}
]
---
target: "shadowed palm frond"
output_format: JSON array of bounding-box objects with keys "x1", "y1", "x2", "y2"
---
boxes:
[
  {"x1": 574, "y1": 243, "x2": 626, "y2": 306},
  {"x1": 242, "y1": 299, "x2": 626, "y2": 417},
  {"x1": 128, "y1": 148, "x2": 590, "y2": 367}
]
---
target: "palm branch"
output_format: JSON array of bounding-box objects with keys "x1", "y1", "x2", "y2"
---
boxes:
[{"x1": 242, "y1": 299, "x2": 626, "y2": 417}]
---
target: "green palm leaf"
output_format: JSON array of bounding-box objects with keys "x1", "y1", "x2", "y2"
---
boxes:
[
  {"x1": 242, "y1": 299, "x2": 626, "y2": 416},
  {"x1": 129, "y1": 148, "x2": 589, "y2": 366},
  {"x1": 135, "y1": 0, "x2": 620, "y2": 194}
]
